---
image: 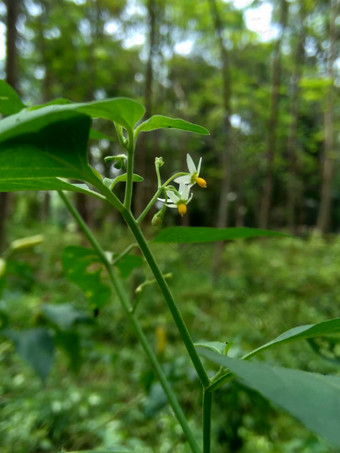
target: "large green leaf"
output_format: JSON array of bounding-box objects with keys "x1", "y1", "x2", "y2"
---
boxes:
[
  {"x1": 0, "y1": 110, "x2": 94, "y2": 184},
  {"x1": 153, "y1": 227, "x2": 286, "y2": 243},
  {"x1": 201, "y1": 351, "x2": 340, "y2": 447},
  {"x1": 136, "y1": 114, "x2": 209, "y2": 135},
  {"x1": 3, "y1": 328, "x2": 54, "y2": 382},
  {"x1": 0, "y1": 178, "x2": 105, "y2": 200},
  {"x1": 62, "y1": 246, "x2": 111, "y2": 309},
  {"x1": 0, "y1": 80, "x2": 26, "y2": 115},
  {"x1": 30, "y1": 97, "x2": 145, "y2": 131},
  {"x1": 244, "y1": 317, "x2": 340, "y2": 360}
]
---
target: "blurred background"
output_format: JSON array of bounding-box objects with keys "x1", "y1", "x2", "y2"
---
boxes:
[{"x1": 0, "y1": 0, "x2": 340, "y2": 452}]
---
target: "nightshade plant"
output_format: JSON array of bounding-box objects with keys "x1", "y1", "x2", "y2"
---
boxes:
[{"x1": 1, "y1": 79, "x2": 340, "y2": 453}]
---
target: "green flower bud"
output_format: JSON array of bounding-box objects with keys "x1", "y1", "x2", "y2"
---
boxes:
[
  {"x1": 155, "y1": 157, "x2": 164, "y2": 167},
  {"x1": 151, "y1": 210, "x2": 164, "y2": 226}
]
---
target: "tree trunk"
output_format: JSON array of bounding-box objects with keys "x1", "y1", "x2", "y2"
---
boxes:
[
  {"x1": 134, "y1": 0, "x2": 157, "y2": 218},
  {"x1": 1, "y1": 0, "x2": 20, "y2": 251},
  {"x1": 287, "y1": 0, "x2": 306, "y2": 233},
  {"x1": 259, "y1": 0, "x2": 288, "y2": 229},
  {"x1": 316, "y1": 0, "x2": 338, "y2": 233},
  {"x1": 208, "y1": 0, "x2": 233, "y2": 275}
]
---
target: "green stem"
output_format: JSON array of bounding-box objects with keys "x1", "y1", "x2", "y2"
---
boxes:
[
  {"x1": 206, "y1": 371, "x2": 233, "y2": 393},
  {"x1": 203, "y1": 390, "x2": 212, "y2": 453},
  {"x1": 124, "y1": 128, "x2": 135, "y2": 210},
  {"x1": 123, "y1": 210, "x2": 210, "y2": 388},
  {"x1": 58, "y1": 191, "x2": 201, "y2": 453},
  {"x1": 137, "y1": 172, "x2": 187, "y2": 224},
  {"x1": 112, "y1": 243, "x2": 138, "y2": 265}
]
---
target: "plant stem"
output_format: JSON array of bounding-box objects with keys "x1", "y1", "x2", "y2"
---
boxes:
[
  {"x1": 58, "y1": 190, "x2": 201, "y2": 453},
  {"x1": 203, "y1": 390, "x2": 212, "y2": 453},
  {"x1": 124, "y1": 128, "x2": 135, "y2": 210},
  {"x1": 122, "y1": 209, "x2": 211, "y2": 388}
]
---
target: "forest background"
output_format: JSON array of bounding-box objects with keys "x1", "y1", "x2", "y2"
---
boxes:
[{"x1": 0, "y1": 0, "x2": 340, "y2": 452}]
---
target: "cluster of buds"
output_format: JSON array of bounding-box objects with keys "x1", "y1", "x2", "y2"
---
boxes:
[{"x1": 157, "y1": 154, "x2": 207, "y2": 217}]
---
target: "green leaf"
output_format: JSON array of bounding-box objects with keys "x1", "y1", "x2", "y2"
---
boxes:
[
  {"x1": 62, "y1": 246, "x2": 111, "y2": 309},
  {"x1": 30, "y1": 97, "x2": 145, "y2": 131},
  {"x1": 0, "y1": 178, "x2": 102, "y2": 200},
  {"x1": 194, "y1": 341, "x2": 227, "y2": 355},
  {"x1": 153, "y1": 227, "x2": 286, "y2": 243},
  {"x1": 3, "y1": 328, "x2": 54, "y2": 382},
  {"x1": 245, "y1": 317, "x2": 340, "y2": 360},
  {"x1": 74, "y1": 98, "x2": 145, "y2": 131},
  {"x1": 136, "y1": 115, "x2": 209, "y2": 135},
  {"x1": 54, "y1": 330, "x2": 82, "y2": 374},
  {"x1": 115, "y1": 254, "x2": 144, "y2": 278},
  {"x1": 0, "y1": 109, "x2": 95, "y2": 185},
  {"x1": 201, "y1": 351, "x2": 340, "y2": 448},
  {"x1": 103, "y1": 173, "x2": 144, "y2": 190},
  {"x1": 0, "y1": 80, "x2": 25, "y2": 115},
  {"x1": 89, "y1": 129, "x2": 114, "y2": 141},
  {"x1": 41, "y1": 303, "x2": 91, "y2": 330}
]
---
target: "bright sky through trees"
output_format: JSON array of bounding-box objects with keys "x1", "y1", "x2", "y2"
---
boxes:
[{"x1": 0, "y1": 0, "x2": 277, "y2": 62}]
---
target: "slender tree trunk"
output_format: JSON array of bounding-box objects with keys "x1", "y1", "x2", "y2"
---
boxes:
[
  {"x1": 208, "y1": 0, "x2": 233, "y2": 275},
  {"x1": 259, "y1": 0, "x2": 288, "y2": 229},
  {"x1": 287, "y1": 0, "x2": 306, "y2": 233},
  {"x1": 0, "y1": 0, "x2": 20, "y2": 251},
  {"x1": 316, "y1": 0, "x2": 338, "y2": 233},
  {"x1": 134, "y1": 0, "x2": 157, "y2": 217}
]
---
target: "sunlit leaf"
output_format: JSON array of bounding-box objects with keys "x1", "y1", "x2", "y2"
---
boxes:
[
  {"x1": 153, "y1": 227, "x2": 286, "y2": 243},
  {"x1": 201, "y1": 351, "x2": 340, "y2": 448},
  {"x1": 30, "y1": 97, "x2": 145, "y2": 131},
  {"x1": 136, "y1": 114, "x2": 209, "y2": 135}
]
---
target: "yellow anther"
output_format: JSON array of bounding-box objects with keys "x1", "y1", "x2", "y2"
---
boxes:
[
  {"x1": 196, "y1": 177, "x2": 207, "y2": 188},
  {"x1": 177, "y1": 203, "x2": 187, "y2": 216}
]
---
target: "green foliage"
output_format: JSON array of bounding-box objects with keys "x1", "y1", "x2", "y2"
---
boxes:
[
  {"x1": 3, "y1": 328, "x2": 54, "y2": 383},
  {"x1": 245, "y1": 317, "x2": 340, "y2": 359},
  {"x1": 0, "y1": 79, "x2": 25, "y2": 115},
  {"x1": 136, "y1": 115, "x2": 210, "y2": 135},
  {"x1": 62, "y1": 246, "x2": 111, "y2": 310},
  {"x1": 153, "y1": 226, "x2": 286, "y2": 243},
  {"x1": 202, "y1": 351, "x2": 340, "y2": 447}
]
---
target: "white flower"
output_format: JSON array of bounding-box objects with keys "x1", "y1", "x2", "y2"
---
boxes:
[
  {"x1": 158, "y1": 183, "x2": 193, "y2": 216},
  {"x1": 174, "y1": 154, "x2": 207, "y2": 188}
]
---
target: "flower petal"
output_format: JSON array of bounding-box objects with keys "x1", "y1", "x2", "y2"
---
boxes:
[
  {"x1": 186, "y1": 154, "x2": 196, "y2": 174},
  {"x1": 174, "y1": 175, "x2": 191, "y2": 184},
  {"x1": 197, "y1": 157, "x2": 202, "y2": 175},
  {"x1": 187, "y1": 193, "x2": 193, "y2": 204},
  {"x1": 179, "y1": 183, "x2": 190, "y2": 200},
  {"x1": 166, "y1": 191, "x2": 179, "y2": 204}
]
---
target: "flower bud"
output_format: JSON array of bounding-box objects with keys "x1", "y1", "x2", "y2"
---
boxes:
[
  {"x1": 152, "y1": 210, "x2": 164, "y2": 226},
  {"x1": 155, "y1": 157, "x2": 164, "y2": 167}
]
